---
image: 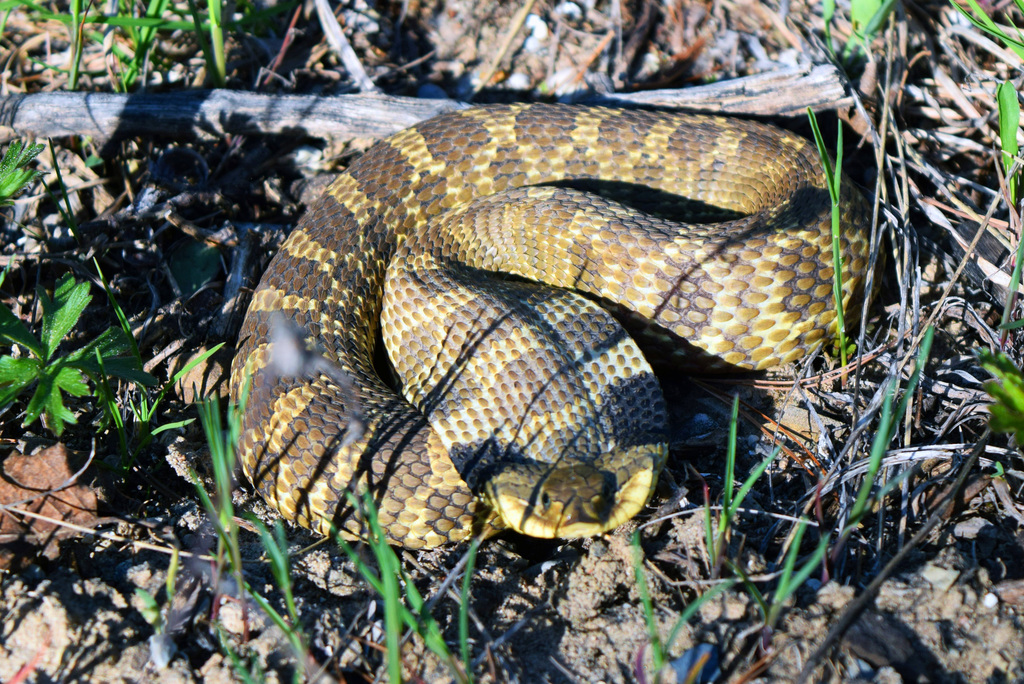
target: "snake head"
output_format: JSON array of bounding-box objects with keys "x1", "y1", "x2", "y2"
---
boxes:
[{"x1": 481, "y1": 444, "x2": 664, "y2": 539}]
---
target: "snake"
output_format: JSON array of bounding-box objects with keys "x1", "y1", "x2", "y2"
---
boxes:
[{"x1": 229, "y1": 103, "x2": 872, "y2": 549}]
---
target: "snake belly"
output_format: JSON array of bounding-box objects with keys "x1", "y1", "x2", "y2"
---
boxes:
[{"x1": 229, "y1": 103, "x2": 872, "y2": 549}]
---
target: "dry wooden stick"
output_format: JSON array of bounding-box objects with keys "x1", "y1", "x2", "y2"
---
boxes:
[
  {"x1": 0, "y1": 90, "x2": 466, "y2": 142},
  {"x1": 0, "y1": 64, "x2": 850, "y2": 143}
]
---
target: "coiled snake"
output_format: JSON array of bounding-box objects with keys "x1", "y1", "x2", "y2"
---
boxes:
[{"x1": 230, "y1": 104, "x2": 871, "y2": 549}]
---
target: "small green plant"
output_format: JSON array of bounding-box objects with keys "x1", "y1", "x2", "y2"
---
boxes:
[
  {"x1": 757, "y1": 519, "x2": 830, "y2": 633},
  {"x1": 95, "y1": 258, "x2": 222, "y2": 466},
  {"x1": 696, "y1": 397, "x2": 826, "y2": 642},
  {"x1": 332, "y1": 491, "x2": 472, "y2": 683},
  {"x1": 0, "y1": 139, "x2": 45, "y2": 206},
  {"x1": 66, "y1": 0, "x2": 85, "y2": 88},
  {"x1": 807, "y1": 108, "x2": 851, "y2": 369},
  {"x1": 0, "y1": 272, "x2": 154, "y2": 436},
  {"x1": 6, "y1": 0, "x2": 254, "y2": 90},
  {"x1": 135, "y1": 546, "x2": 181, "y2": 668},
  {"x1": 994, "y1": 82, "x2": 1024, "y2": 335},
  {"x1": 945, "y1": 4, "x2": 1024, "y2": 339},
  {"x1": 632, "y1": 531, "x2": 734, "y2": 680},
  {"x1": 185, "y1": 0, "x2": 227, "y2": 87},
  {"x1": 193, "y1": 391, "x2": 309, "y2": 683},
  {"x1": 117, "y1": 0, "x2": 173, "y2": 90},
  {"x1": 852, "y1": 327, "x2": 933, "y2": 521},
  {"x1": 827, "y1": 327, "x2": 934, "y2": 573},
  {"x1": 980, "y1": 349, "x2": 1024, "y2": 444},
  {"x1": 823, "y1": 0, "x2": 897, "y2": 63},
  {"x1": 704, "y1": 396, "x2": 780, "y2": 576}
]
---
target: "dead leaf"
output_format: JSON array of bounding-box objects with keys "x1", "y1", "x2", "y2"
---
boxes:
[{"x1": 0, "y1": 444, "x2": 101, "y2": 570}]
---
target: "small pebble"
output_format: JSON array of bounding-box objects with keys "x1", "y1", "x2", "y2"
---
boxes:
[
  {"x1": 554, "y1": 1, "x2": 582, "y2": 20},
  {"x1": 523, "y1": 14, "x2": 549, "y2": 53},
  {"x1": 921, "y1": 563, "x2": 959, "y2": 592},
  {"x1": 504, "y1": 72, "x2": 532, "y2": 91},
  {"x1": 983, "y1": 592, "x2": 999, "y2": 609}
]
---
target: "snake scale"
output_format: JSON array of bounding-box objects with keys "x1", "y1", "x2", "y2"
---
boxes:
[{"x1": 229, "y1": 103, "x2": 872, "y2": 549}]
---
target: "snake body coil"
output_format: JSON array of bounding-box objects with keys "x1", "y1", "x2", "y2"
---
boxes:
[{"x1": 230, "y1": 104, "x2": 871, "y2": 549}]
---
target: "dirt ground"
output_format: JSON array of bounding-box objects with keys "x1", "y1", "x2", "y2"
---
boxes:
[{"x1": 2, "y1": 0, "x2": 1024, "y2": 682}]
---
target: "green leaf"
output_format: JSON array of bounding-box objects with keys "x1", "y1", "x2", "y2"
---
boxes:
[
  {"x1": 997, "y1": 80, "x2": 1021, "y2": 206},
  {"x1": 64, "y1": 326, "x2": 133, "y2": 365},
  {"x1": 23, "y1": 371, "x2": 76, "y2": 434},
  {"x1": 855, "y1": 0, "x2": 897, "y2": 40},
  {"x1": 150, "y1": 418, "x2": 195, "y2": 436},
  {"x1": 93, "y1": 356, "x2": 157, "y2": 386},
  {"x1": 0, "y1": 356, "x2": 41, "y2": 405},
  {"x1": 39, "y1": 274, "x2": 91, "y2": 361},
  {"x1": 168, "y1": 239, "x2": 222, "y2": 298},
  {"x1": 63, "y1": 326, "x2": 154, "y2": 386},
  {"x1": 850, "y1": 0, "x2": 882, "y2": 34},
  {"x1": 53, "y1": 364, "x2": 90, "y2": 397},
  {"x1": 0, "y1": 304, "x2": 44, "y2": 358},
  {"x1": 0, "y1": 139, "x2": 45, "y2": 206},
  {"x1": 134, "y1": 588, "x2": 163, "y2": 628}
]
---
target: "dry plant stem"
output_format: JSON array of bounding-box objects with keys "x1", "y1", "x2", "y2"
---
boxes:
[
  {"x1": 258, "y1": 4, "x2": 303, "y2": 89},
  {"x1": 848, "y1": 15, "x2": 902, "y2": 432},
  {"x1": 692, "y1": 379, "x2": 819, "y2": 472},
  {"x1": 216, "y1": 226, "x2": 259, "y2": 337},
  {"x1": 2, "y1": 505, "x2": 216, "y2": 562},
  {"x1": 472, "y1": 0, "x2": 540, "y2": 95},
  {"x1": 795, "y1": 432, "x2": 988, "y2": 683},
  {"x1": 906, "y1": 187, "x2": 1004, "y2": 372},
  {"x1": 313, "y1": 0, "x2": 379, "y2": 93}
]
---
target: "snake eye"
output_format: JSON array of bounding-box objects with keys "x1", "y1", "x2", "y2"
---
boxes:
[{"x1": 540, "y1": 491, "x2": 552, "y2": 511}]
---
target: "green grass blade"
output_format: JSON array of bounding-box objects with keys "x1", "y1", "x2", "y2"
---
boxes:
[
  {"x1": 726, "y1": 447, "x2": 781, "y2": 521},
  {"x1": 767, "y1": 522, "x2": 830, "y2": 628},
  {"x1": 631, "y1": 530, "x2": 665, "y2": 670},
  {"x1": 459, "y1": 539, "x2": 479, "y2": 682},
  {"x1": 47, "y1": 140, "x2": 80, "y2": 242},
  {"x1": 850, "y1": 327, "x2": 934, "y2": 523},
  {"x1": 722, "y1": 395, "x2": 738, "y2": 516},
  {"x1": 663, "y1": 580, "x2": 735, "y2": 656},
  {"x1": 807, "y1": 107, "x2": 849, "y2": 367},
  {"x1": 94, "y1": 259, "x2": 144, "y2": 366},
  {"x1": 951, "y1": 0, "x2": 1024, "y2": 58},
  {"x1": 93, "y1": 348, "x2": 130, "y2": 464}
]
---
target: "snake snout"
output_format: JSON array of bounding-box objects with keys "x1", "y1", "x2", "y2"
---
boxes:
[
  {"x1": 540, "y1": 466, "x2": 617, "y2": 528},
  {"x1": 483, "y1": 463, "x2": 618, "y2": 538},
  {"x1": 483, "y1": 447, "x2": 663, "y2": 539}
]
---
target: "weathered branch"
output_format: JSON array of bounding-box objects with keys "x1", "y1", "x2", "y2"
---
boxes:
[
  {"x1": 0, "y1": 90, "x2": 466, "y2": 142},
  {"x1": 591, "y1": 64, "x2": 851, "y2": 115},
  {"x1": 0, "y1": 64, "x2": 850, "y2": 143}
]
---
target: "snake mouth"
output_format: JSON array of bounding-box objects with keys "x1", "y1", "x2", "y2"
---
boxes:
[{"x1": 482, "y1": 445, "x2": 664, "y2": 539}]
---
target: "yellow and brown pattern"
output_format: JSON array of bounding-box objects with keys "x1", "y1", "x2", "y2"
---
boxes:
[{"x1": 230, "y1": 103, "x2": 872, "y2": 549}]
